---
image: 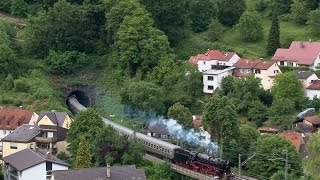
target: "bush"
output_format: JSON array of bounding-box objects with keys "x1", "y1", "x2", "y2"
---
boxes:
[
  {"x1": 205, "y1": 19, "x2": 225, "y2": 42},
  {"x1": 0, "y1": 0, "x2": 11, "y2": 13},
  {"x1": 46, "y1": 51, "x2": 87, "y2": 75},
  {"x1": 256, "y1": 0, "x2": 268, "y2": 12},
  {"x1": 236, "y1": 10, "x2": 263, "y2": 42},
  {"x1": 14, "y1": 78, "x2": 30, "y2": 92},
  {"x1": 307, "y1": 8, "x2": 320, "y2": 36},
  {"x1": 1, "y1": 74, "x2": 14, "y2": 90}
]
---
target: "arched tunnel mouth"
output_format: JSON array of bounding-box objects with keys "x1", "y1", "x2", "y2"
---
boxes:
[{"x1": 67, "y1": 90, "x2": 91, "y2": 108}]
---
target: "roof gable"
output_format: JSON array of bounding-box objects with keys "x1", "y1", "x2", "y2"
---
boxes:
[
  {"x1": 293, "y1": 70, "x2": 316, "y2": 79},
  {"x1": 233, "y1": 59, "x2": 277, "y2": 70},
  {"x1": 2, "y1": 125, "x2": 40, "y2": 142},
  {"x1": 0, "y1": 108, "x2": 34, "y2": 130},
  {"x1": 37, "y1": 111, "x2": 68, "y2": 127},
  {"x1": 272, "y1": 41, "x2": 320, "y2": 65},
  {"x1": 279, "y1": 130, "x2": 305, "y2": 151}
]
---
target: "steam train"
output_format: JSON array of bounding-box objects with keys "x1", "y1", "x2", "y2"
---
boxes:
[{"x1": 68, "y1": 97, "x2": 233, "y2": 179}]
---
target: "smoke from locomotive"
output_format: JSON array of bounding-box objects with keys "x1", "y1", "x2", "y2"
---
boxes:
[{"x1": 149, "y1": 118, "x2": 219, "y2": 153}]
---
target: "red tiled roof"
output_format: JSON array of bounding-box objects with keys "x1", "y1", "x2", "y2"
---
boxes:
[
  {"x1": 304, "y1": 115, "x2": 320, "y2": 125},
  {"x1": 188, "y1": 50, "x2": 236, "y2": 65},
  {"x1": 233, "y1": 72, "x2": 252, "y2": 77},
  {"x1": 254, "y1": 60, "x2": 277, "y2": 70},
  {"x1": 272, "y1": 41, "x2": 320, "y2": 65},
  {"x1": 279, "y1": 130, "x2": 305, "y2": 151},
  {"x1": 233, "y1": 59, "x2": 260, "y2": 69},
  {"x1": 0, "y1": 108, "x2": 33, "y2": 130},
  {"x1": 306, "y1": 80, "x2": 320, "y2": 90}
]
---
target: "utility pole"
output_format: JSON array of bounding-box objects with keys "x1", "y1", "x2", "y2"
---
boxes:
[
  {"x1": 285, "y1": 150, "x2": 288, "y2": 180},
  {"x1": 238, "y1": 154, "x2": 241, "y2": 177}
]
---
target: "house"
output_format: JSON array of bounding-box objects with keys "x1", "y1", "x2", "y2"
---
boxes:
[
  {"x1": 147, "y1": 122, "x2": 170, "y2": 140},
  {"x1": 233, "y1": 59, "x2": 282, "y2": 90},
  {"x1": 202, "y1": 67, "x2": 235, "y2": 93},
  {"x1": 0, "y1": 108, "x2": 38, "y2": 140},
  {"x1": 2, "y1": 149, "x2": 69, "y2": 180},
  {"x1": 189, "y1": 49, "x2": 240, "y2": 72},
  {"x1": 36, "y1": 111, "x2": 73, "y2": 154},
  {"x1": 272, "y1": 41, "x2": 320, "y2": 70},
  {"x1": 306, "y1": 80, "x2": 320, "y2": 100},
  {"x1": 279, "y1": 130, "x2": 306, "y2": 156},
  {"x1": 303, "y1": 115, "x2": 320, "y2": 132},
  {"x1": 1, "y1": 125, "x2": 39, "y2": 157},
  {"x1": 51, "y1": 165, "x2": 146, "y2": 180},
  {"x1": 293, "y1": 70, "x2": 319, "y2": 88}
]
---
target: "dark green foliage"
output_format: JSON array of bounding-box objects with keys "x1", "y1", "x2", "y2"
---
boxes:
[
  {"x1": 13, "y1": 78, "x2": 30, "y2": 93},
  {"x1": 247, "y1": 101, "x2": 268, "y2": 127},
  {"x1": 238, "y1": 125, "x2": 260, "y2": 160},
  {"x1": 305, "y1": 0, "x2": 319, "y2": 10},
  {"x1": 1, "y1": 74, "x2": 14, "y2": 91},
  {"x1": 46, "y1": 51, "x2": 87, "y2": 75},
  {"x1": 144, "y1": 163, "x2": 175, "y2": 180},
  {"x1": 139, "y1": 0, "x2": 191, "y2": 44},
  {"x1": 256, "y1": 0, "x2": 268, "y2": 12},
  {"x1": 305, "y1": 133, "x2": 320, "y2": 179},
  {"x1": 190, "y1": 0, "x2": 217, "y2": 32},
  {"x1": 24, "y1": 0, "x2": 103, "y2": 57},
  {"x1": 121, "y1": 81, "x2": 166, "y2": 115},
  {"x1": 308, "y1": 96, "x2": 320, "y2": 111},
  {"x1": 120, "y1": 140, "x2": 145, "y2": 166},
  {"x1": 307, "y1": 8, "x2": 320, "y2": 36},
  {"x1": 205, "y1": 18, "x2": 225, "y2": 42},
  {"x1": 291, "y1": 0, "x2": 308, "y2": 24},
  {"x1": 268, "y1": 97, "x2": 295, "y2": 124},
  {"x1": 270, "y1": 0, "x2": 293, "y2": 15},
  {"x1": 116, "y1": 7, "x2": 171, "y2": 76},
  {"x1": 247, "y1": 135, "x2": 303, "y2": 178},
  {"x1": 67, "y1": 108, "x2": 105, "y2": 156},
  {"x1": 237, "y1": 10, "x2": 263, "y2": 42},
  {"x1": 270, "y1": 171, "x2": 300, "y2": 180},
  {"x1": 0, "y1": 44, "x2": 16, "y2": 76},
  {"x1": 271, "y1": 72, "x2": 305, "y2": 108},
  {"x1": 220, "y1": 76, "x2": 236, "y2": 96},
  {"x1": 167, "y1": 102, "x2": 193, "y2": 128},
  {"x1": 217, "y1": 0, "x2": 246, "y2": 27},
  {"x1": 267, "y1": 16, "x2": 280, "y2": 55},
  {"x1": 75, "y1": 136, "x2": 92, "y2": 168},
  {"x1": 0, "y1": 0, "x2": 11, "y2": 13},
  {"x1": 11, "y1": 0, "x2": 28, "y2": 17}
]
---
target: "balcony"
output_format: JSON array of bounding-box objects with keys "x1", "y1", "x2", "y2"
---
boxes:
[{"x1": 35, "y1": 137, "x2": 57, "y2": 143}]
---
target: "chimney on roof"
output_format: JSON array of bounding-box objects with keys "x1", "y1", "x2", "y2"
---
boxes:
[
  {"x1": 106, "y1": 164, "x2": 111, "y2": 178},
  {"x1": 309, "y1": 39, "x2": 312, "y2": 43},
  {"x1": 47, "y1": 152, "x2": 51, "y2": 159},
  {"x1": 260, "y1": 58, "x2": 263, "y2": 60},
  {"x1": 35, "y1": 146, "x2": 39, "y2": 152},
  {"x1": 19, "y1": 106, "x2": 23, "y2": 109},
  {"x1": 300, "y1": 41, "x2": 304, "y2": 48}
]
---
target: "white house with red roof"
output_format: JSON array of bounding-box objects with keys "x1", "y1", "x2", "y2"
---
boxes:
[
  {"x1": 203, "y1": 67, "x2": 235, "y2": 93},
  {"x1": 233, "y1": 59, "x2": 281, "y2": 90},
  {"x1": 189, "y1": 49, "x2": 240, "y2": 72},
  {"x1": 306, "y1": 80, "x2": 320, "y2": 100},
  {"x1": 272, "y1": 41, "x2": 320, "y2": 70}
]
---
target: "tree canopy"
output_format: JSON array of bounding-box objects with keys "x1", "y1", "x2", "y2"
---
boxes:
[
  {"x1": 217, "y1": 0, "x2": 246, "y2": 27},
  {"x1": 167, "y1": 102, "x2": 193, "y2": 128},
  {"x1": 305, "y1": 133, "x2": 320, "y2": 179},
  {"x1": 75, "y1": 136, "x2": 92, "y2": 168},
  {"x1": 237, "y1": 10, "x2": 263, "y2": 42}
]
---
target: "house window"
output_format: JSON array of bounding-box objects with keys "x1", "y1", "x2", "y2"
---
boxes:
[
  {"x1": 280, "y1": 61, "x2": 284, "y2": 66},
  {"x1": 255, "y1": 69, "x2": 261, "y2": 74},
  {"x1": 203, "y1": 61, "x2": 206, "y2": 64},
  {"x1": 287, "y1": 62, "x2": 293, "y2": 66},
  {"x1": 46, "y1": 162, "x2": 52, "y2": 171},
  {"x1": 274, "y1": 70, "x2": 279, "y2": 74},
  {"x1": 10, "y1": 143, "x2": 17, "y2": 149},
  {"x1": 207, "y1": 76, "x2": 214, "y2": 81},
  {"x1": 30, "y1": 144, "x2": 33, "y2": 149},
  {"x1": 3, "y1": 131, "x2": 6, "y2": 135},
  {"x1": 208, "y1": 86, "x2": 214, "y2": 90}
]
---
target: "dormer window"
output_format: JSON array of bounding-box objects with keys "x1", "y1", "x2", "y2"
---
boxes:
[{"x1": 255, "y1": 69, "x2": 261, "y2": 74}]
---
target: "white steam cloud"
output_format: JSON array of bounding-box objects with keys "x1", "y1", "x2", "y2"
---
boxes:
[{"x1": 148, "y1": 117, "x2": 219, "y2": 152}]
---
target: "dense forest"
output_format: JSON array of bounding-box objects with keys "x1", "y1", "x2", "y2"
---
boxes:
[{"x1": 0, "y1": 0, "x2": 320, "y2": 179}]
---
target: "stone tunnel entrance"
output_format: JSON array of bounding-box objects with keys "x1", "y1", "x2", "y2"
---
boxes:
[{"x1": 63, "y1": 84, "x2": 96, "y2": 109}]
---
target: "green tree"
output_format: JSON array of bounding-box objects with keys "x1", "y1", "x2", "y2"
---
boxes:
[
  {"x1": 205, "y1": 18, "x2": 225, "y2": 42},
  {"x1": 238, "y1": 125, "x2": 260, "y2": 160},
  {"x1": 247, "y1": 101, "x2": 268, "y2": 127},
  {"x1": 271, "y1": 72, "x2": 305, "y2": 108},
  {"x1": 202, "y1": 95, "x2": 239, "y2": 158},
  {"x1": 190, "y1": 0, "x2": 217, "y2": 32},
  {"x1": 167, "y1": 102, "x2": 193, "y2": 128},
  {"x1": 220, "y1": 76, "x2": 236, "y2": 96},
  {"x1": 256, "y1": 0, "x2": 268, "y2": 12},
  {"x1": 270, "y1": 171, "x2": 299, "y2": 180},
  {"x1": 247, "y1": 135, "x2": 303, "y2": 178},
  {"x1": 75, "y1": 136, "x2": 92, "y2": 168},
  {"x1": 0, "y1": 0, "x2": 11, "y2": 13},
  {"x1": 291, "y1": 0, "x2": 308, "y2": 24},
  {"x1": 144, "y1": 162, "x2": 175, "y2": 180},
  {"x1": 116, "y1": 7, "x2": 170, "y2": 76},
  {"x1": 46, "y1": 50, "x2": 87, "y2": 75},
  {"x1": 121, "y1": 81, "x2": 166, "y2": 115},
  {"x1": 237, "y1": 10, "x2": 263, "y2": 42},
  {"x1": 305, "y1": 133, "x2": 320, "y2": 179},
  {"x1": 270, "y1": 0, "x2": 293, "y2": 15},
  {"x1": 307, "y1": 8, "x2": 320, "y2": 36},
  {"x1": 93, "y1": 126, "x2": 126, "y2": 166},
  {"x1": 139, "y1": 0, "x2": 191, "y2": 43},
  {"x1": 305, "y1": 0, "x2": 319, "y2": 10},
  {"x1": 10, "y1": 0, "x2": 28, "y2": 17},
  {"x1": 267, "y1": 15, "x2": 280, "y2": 55},
  {"x1": 0, "y1": 44, "x2": 16, "y2": 77},
  {"x1": 67, "y1": 108, "x2": 105, "y2": 156},
  {"x1": 217, "y1": 0, "x2": 246, "y2": 27},
  {"x1": 121, "y1": 140, "x2": 145, "y2": 166},
  {"x1": 268, "y1": 97, "x2": 295, "y2": 124},
  {"x1": 1, "y1": 74, "x2": 14, "y2": 90}
]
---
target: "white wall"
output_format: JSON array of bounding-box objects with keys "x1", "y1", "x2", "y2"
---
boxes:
[
  {"x1": 203, "y1": 69, "x2": 234, "y2": 93},
  {"x1": 277, "y1": 61, "x2": 298, "y2": 67},
  {"x1": 306, "y1": 74, "x2": 319, "y2": 86},
  {"x1": 311, "y1": 53, "x2": 320, "y2": 70},
  {"x1": 219, "y1": 54, "x2": 240, "y2": 67},
  {"x1": 197, "y1": 60, "x2": 218, "y2": 72},
  {"x1": 21, "y1": 162, "x2": 68, "y2": 180},
  {"x1": 306, "y1": 89, "x2": 320, "y2": 100}
]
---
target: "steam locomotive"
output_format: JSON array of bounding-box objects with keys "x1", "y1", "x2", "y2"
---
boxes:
[{"x1": 68, "y1": 97, "x2": 233, "y2": 179}]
